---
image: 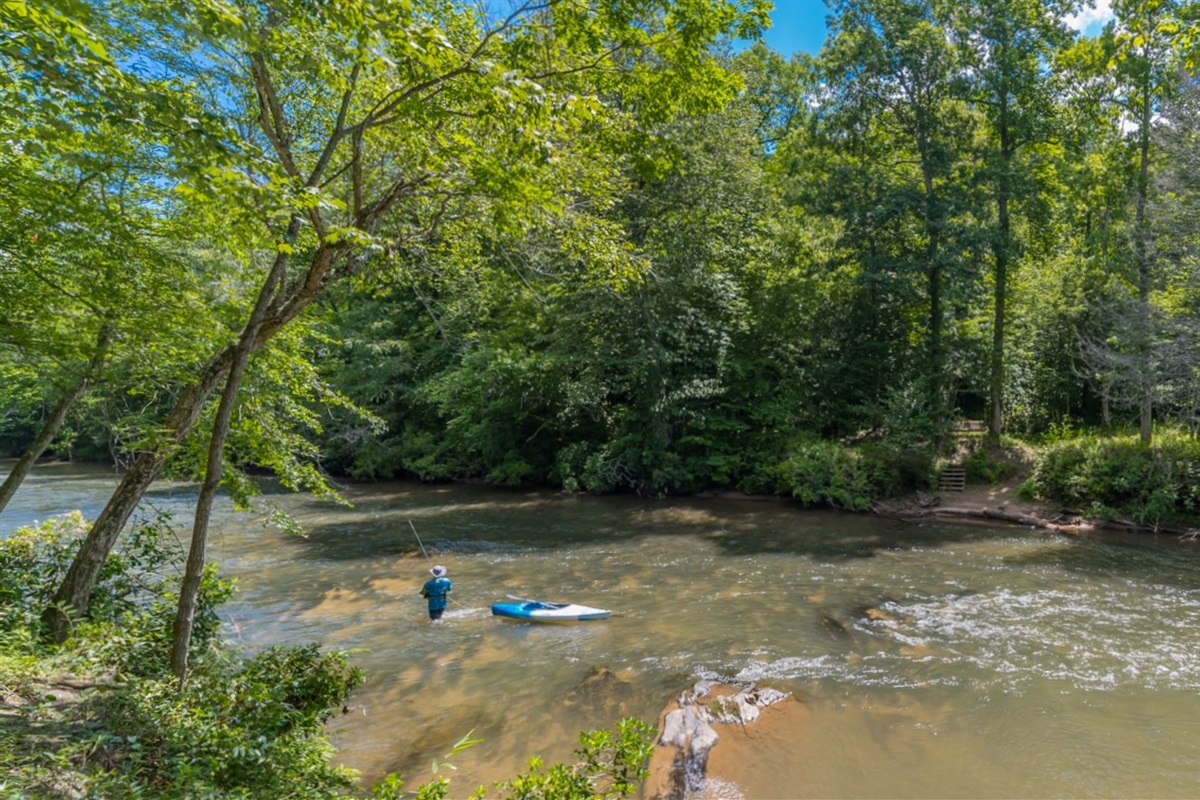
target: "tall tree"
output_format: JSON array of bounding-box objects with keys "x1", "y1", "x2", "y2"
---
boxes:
[
  {"x1": 1148, "y1": 63, "x2": 1200, "y2": 435},
  {"x1": 29, "y1": 0, "x2": 769, "y2": 656},
  {"x1": 949, "y1": 0, "x2": 1076, "y2": 443},
  {"x1": 1108, "y1": 0, "x2": 1188, "y2": 441},
  {"x1": 0, "y1": 0, "x2": 218, "y2": 514},
  {"x1": 823, "y1": 0, "x2": 972, "y2": 421}
]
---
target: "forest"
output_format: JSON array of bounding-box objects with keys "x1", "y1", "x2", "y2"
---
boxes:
[
  {"x1": 4, "y1": 0, "x2": 1199, "y2": 506},
  {"x1": 4, "y1": 0, "x2": 1200, "y2": 500},
  {"x1": 2, "y1": 1, "x2": 1199, "y2": 796}
]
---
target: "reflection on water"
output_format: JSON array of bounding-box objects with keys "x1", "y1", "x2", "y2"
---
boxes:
[{"x1": 4, "y1": 463, "x2": 1200, "y2": 798}]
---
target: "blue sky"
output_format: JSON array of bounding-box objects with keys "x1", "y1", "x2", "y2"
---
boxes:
[
  {"x1": 754, "y1": 0, "x2": 1116, "y2": 57},
  {"x1": 759, "y1": 0, "x2": 830, "y2": 56}
]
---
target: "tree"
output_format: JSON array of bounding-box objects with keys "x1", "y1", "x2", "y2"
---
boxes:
[
  {"x1": 822, "y1": 0, "x2": 974, "y2": 422},
  {"x1": 0, "y1": 3, "x2": 220, "y2": 514},
  {"x1": 949, "y1": 0, "x2": 1077, "y2": 443},
  {"x1": 1107, "y1": 0, "x2": 1189, "y2": 442},
  {"x1": 1149, "y1": 70, "x2": 1200, "y2": 436},
  {"x1": 28, "y1": 0, "x2": 770, "y2": 662}
]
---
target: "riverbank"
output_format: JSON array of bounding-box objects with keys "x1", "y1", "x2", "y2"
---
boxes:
[
  {"x1": 872, "y1": 479, "x2": 1199, "y2": 539},
  {"x1": 9, "y1": 447, "x2": 1198, "y2": 540}
]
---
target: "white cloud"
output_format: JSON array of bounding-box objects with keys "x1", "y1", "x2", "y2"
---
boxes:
[{"x1": 1065, "y1": 0, "x2": 1115, "y2": 34}]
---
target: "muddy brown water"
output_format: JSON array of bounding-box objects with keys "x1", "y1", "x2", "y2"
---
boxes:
[{"x1": 4, "y1": 463, "x2": 1199, "y2": 798}]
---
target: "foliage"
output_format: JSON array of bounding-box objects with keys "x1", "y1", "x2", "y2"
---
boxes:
[
  {"x1": 91, "y1": 644, "x2": 364, "y2": 798},
  {"x1": 0, "y1": 515, "x2": 361, "y2": 797},
  {"x1": 484, "y1": 717, "x2": 655, "y2": 800},
  {"x1": 0, "y1": 510, "x2": 228, "y2": 661},
  {"x1": 769, "y1": 437, "x2": 935, "y2": 510},
  {"x1": 960, "y1": 444, "x2": 1026, "y2": 485},
  {"x1": 367, "y1": 719, "x2": 651, "y2": 800},
  {"x1": 7, "y1": 0, "x2": 1200, "y2": 514},
  {"x1": 369, "y1": 719, "x2": 652, "y2": 800},
  {"x1": 1021, "y1": 430, "x2": 1200, "y2": 524}
]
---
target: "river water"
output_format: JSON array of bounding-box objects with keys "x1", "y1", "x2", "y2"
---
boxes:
[{"x1": 4, "y1": 463, "x2": 1199, "y2": 798}]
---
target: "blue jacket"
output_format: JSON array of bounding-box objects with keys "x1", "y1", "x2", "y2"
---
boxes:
[{"x1": 421, "y1": 576, "x2": 452, "y2": 611}]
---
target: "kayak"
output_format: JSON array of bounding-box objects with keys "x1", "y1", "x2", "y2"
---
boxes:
[{"x1": 491, "y1": 598, "x2": 612, "y2": 623}]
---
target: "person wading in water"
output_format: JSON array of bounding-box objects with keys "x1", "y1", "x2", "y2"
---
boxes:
[{"x1": 421, "y1": 565, "x2": 452, "y2": 621}]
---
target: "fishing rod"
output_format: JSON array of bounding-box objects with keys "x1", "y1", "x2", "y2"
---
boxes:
[
  {"x1": 409, "y1": 520, "x2": 431, "y2": 562},
  {"x1": 411, "y1": 520, "x2": 453, "y2": 606}
]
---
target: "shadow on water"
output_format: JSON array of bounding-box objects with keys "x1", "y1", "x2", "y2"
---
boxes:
[{"x1": 286, "y1": 485, "x2": 1012, "y2": 564}]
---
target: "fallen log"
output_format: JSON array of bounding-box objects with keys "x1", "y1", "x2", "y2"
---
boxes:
[
  {"x1": 922, "y1": 506, "x2": 1064, "y2": 530},
  {"x1": 876, "y1": 502, "x2": 1200, "y2": 540}
]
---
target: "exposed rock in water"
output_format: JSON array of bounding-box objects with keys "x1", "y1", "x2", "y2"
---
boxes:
[
  {"x1": 643, "y1": 680, "x2": 794, "y2": 800},
  {"x1": 817, "y1": 612, "x2": 848, "y2": 638},
  {"x1": 563, "y1": 665, "x2": 637, "y2": 718}
]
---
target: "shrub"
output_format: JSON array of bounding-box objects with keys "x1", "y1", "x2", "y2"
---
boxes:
[
  {"x1": 0, "y1": 511, "x2": 197, "y2": 647},
  {"x1": 1021, "y1": 431, "x2": 1200, "y2": 525},
  {"x1": 91, "y1": 645, "x2": 364, "y2": 798},
  {"x1": 961, "y1": 445, "x2": 1023, "y2": 485},
  {"x1": 0, "y1": 515, "x2": 361, "y2": 798},
  {"x1": 773, "y1": 438, "x2": 933, "y2": 510},
  {"x1": 483, "y1": 717, "x2": 654, "y2": 800}
]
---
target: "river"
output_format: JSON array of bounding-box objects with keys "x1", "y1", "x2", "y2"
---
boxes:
[{"x1": 4, "y1": 463, "x2": 1199, "y2": 798}]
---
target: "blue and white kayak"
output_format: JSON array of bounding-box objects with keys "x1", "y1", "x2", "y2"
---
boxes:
[{"x1": 491, "y1": 597, "x2": 612, "y2": 623}]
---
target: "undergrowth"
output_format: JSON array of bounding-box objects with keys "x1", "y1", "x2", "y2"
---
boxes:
[{"x1": 1020, "y1": 430, "x2": 1200, "y2": 527}]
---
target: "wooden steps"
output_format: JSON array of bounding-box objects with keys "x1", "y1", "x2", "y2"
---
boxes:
[{"x1": 938, "y1": 466, "x2": 966, "y2": 492}]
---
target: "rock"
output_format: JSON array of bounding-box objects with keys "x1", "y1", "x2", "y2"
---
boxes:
[
  {"x1": 563, "y1": 665, "x2": 635, "y2": 717},
  {"x1": 645, "y1": 680, "x2": 792, "y2": 800},
  {"x1": 917, "y1": 491, "x2": 941, "y2": 508},
  {"x1": 660, "y1": 705, "x2": 720, "y2": 753},
  {"x1": 817, "y1": 613, "x2": 848, "y2": 637}
]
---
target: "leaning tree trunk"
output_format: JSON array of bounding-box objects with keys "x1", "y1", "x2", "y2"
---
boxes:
[
  {"x1": 170, "y1": 248, "x2": 287, "y2": 681},
  {"x1": 0, "y1": 326, "x2": 112, "y2": 515},
  {"x1": 43, "y1": 232, "x2": 342, "y2": 644},
  {"x1": 42, "y1": 348, "x2": 235, "y2": 642}
]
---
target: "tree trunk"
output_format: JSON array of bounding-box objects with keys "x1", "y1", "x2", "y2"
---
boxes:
[
  {"x1": 43, "y1": 227, "x2": 340, "y2": 644},
  {"x1": 170, "y1": 245, "x2": 288, "y2": 681},
  {"x1": 1135, "y1": 77, "x2": 1154, "y2": 445},
  {"x1": 988, "y1": 189, "x2": 1010, "y2": 445},
  {"x1": 0, "y1": 327, "x2": 112, "y2": 515},
  {"x1": 42, "y1": 348, "x2": 235, "y2": 642},
  {"x1": 988, "y1": 88, "x2": 1012, "y2": 447},
  {"x1": 921, "y1": 153, "x2": 944, "y2": 416}
]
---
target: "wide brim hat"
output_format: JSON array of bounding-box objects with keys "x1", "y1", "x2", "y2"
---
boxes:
[{"x1": 430, "y1": 565, "x2": 447, "y2": 577}]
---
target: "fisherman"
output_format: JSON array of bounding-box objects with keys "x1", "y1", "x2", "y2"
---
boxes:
[{"x1": 420, "y1": 565, "x2": 452, "y2": 621}]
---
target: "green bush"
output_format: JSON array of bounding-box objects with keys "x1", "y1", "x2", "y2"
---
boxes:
[
  {"x1": 483, "y1": 717, "x2": 654, "y2": 800},
  {"x1": 772, "y1": 438, "x2": 933, "y2": 510},
  {"x1": 0, "y1": 511, "x2": 199, "y2": 648},
  {"x1": 1021, "y1": 432, "x2": 1200, "y2": 525},
  {"x1": 0, "y1": 515, "x2": 361, "y2": 798},
  {"x1": 90, "y1": 645, "x2": 364, "y2": 798},
  {"x1": 961, "y1": 446, "x2": 1023, "y2": 485}
]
